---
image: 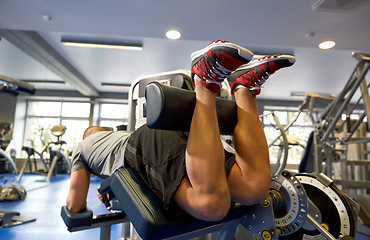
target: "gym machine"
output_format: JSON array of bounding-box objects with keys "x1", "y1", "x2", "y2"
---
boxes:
[
  {"x1": 0, "y1": 209, "x2": 35, "y2": 228},
  {"x1": 43, "y1": 124, "x2": 71, "y2": 182},
  {"x1": 0, "y1": 74, "x2": 35, "y2": 174},
  {"x1": 0, "y1": 75, "x2": 36, "y2": 227},
  {"x1": 17, "y1": 125, "x2": 71, "y2": 182},
  {"x1": 61, "y1": 71, "x2": 359, "y2": 240},
  {"x1": 308, "y1": 53, "x2": 370, "y2": 236},
  {"x1": 16, "y1": 140, "x2": 48, "y2": 181},
  {"x1": 0, "y1": 122, "x2": 17, "y2": 174}
]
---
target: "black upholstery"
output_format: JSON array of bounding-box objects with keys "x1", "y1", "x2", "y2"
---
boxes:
[
  {"x1": 110, "y1": 167, "x2": 249, "y2": 240},
  {"x1": 60, "y1": 206, "x2": 93, "y2": 229},
  {"x1": 145, "y1": 82, "x2": 237, "y2": 135},
  {"x1": 298, "y1": 131, "x2": 314, "y2": 173}
]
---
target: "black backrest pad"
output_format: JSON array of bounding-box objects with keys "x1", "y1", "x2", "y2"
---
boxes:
[{"x1": 145, "y1": 82, "x2": 237, "y2": 135}]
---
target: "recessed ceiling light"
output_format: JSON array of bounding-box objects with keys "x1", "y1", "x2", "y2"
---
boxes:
[
  {"x1": 319, "y1": 40, "x2": 336, "y2": 50},
  {"x1": 43, "y1": 15, "x2": 52, "y2": 22},
  {"x1": 166, "y1": 30, "x2": 181, "y2": 40}
]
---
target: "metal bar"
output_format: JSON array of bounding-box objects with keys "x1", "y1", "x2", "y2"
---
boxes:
[
  {"x1": 321, "y1": 144, "x2": 333, "y2": 177},
  {"x1": 68, "y1": 215, "x2": 129, "y2": 232},
  {"x1": 334, "y1": 179, "x2": 370, "y2": 189},
  {"x1": 0, "y1": 148, "x2": 18, "y2": 174},
  {"x1": 306, "y1": 214, "x2": 336, "y2": 240},
  {"x1": 46, "y1": 155, "x2": 58, "y2": 182},
  {"x1": 313, "y1": 131, "x2": 324, "y2": 173},
  {"x1": 127, "y1": 81, "x2": 139, "y2": 131},
  {"x1": 16, "y1": 159, "x2": 29, "y2": 182},
  {"x1": 322, "y1": 62, "x2": 370, "y2": 142},
  {"x1": 359, "y1": 62, "x2": 370, "y2": 132},
  {"x1": 120, "y1": 222, "x2": 131, "y2": 240},
  {"x1": 100, "y1": 226, "x2": 111, "y2": 240},
  {"x1": 343, "y1": 112, "x2": 366, "y2": 142},
  {"x1": 353, "y1": 52, "x2": 370, "y2": 62},
  {"x1": 267, "y1": 110, "x2": 302, "y2": 148},
  {"x1": 271, "y1": 112, "x2": 289, "y2": 177},
  {"x1": 164, "y1": 221, "x2": 242, "y2": 240},
  {"x1": 346, "y1": 160, "x2": 370, "y2": 165}
]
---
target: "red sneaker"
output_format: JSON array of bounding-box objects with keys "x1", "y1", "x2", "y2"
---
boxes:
[
  {"x1": 227, "y1": 54, "x2": 296, "y2": 95},
  {"x1": 191, "y1": 40, "x2": 254, "y2": 93}
]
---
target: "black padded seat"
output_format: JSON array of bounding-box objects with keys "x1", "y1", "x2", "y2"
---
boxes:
[{"x1": 110, "y1": 167, "x2": 250, "y2": 240}]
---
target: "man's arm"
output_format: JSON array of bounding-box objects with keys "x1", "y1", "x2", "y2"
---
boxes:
[{"x1": 66, "y1": 169, "x2": 91, "y2": 212}]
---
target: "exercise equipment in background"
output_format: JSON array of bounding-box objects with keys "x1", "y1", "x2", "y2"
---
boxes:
[
  {"x1": 16, "y1": 140, "x2": 48, "y2": 181},
  {"x1": 299, "y1": 53, "x2": 370, "y2": 236},
  {"x1": 0, "y1": 75, "x2": 36, "y2": 228},
  {"x1": 0, "y1": 74, "x2": 36, "y2": 175},
  {"x1": 0, "y1": 209, "x2": 35, "y2": 228},
  {"x1": 17, "y1": 125, "x2": 71, "y2": 182},
  {"x1": 0, "y1": 123, "x2": 17, "y2": 174}
]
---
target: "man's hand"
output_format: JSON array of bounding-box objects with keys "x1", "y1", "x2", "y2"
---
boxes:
[{"x1": 97, "y1": 192, "x2": 109, "y2": 203}]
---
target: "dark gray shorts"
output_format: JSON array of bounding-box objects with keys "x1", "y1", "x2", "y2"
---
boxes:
[{"x1": 124, "y1": 125, "x2": 236, "y2": 212}]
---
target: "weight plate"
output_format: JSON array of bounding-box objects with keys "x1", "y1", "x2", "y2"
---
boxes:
[
  {"x1": 270, "y1": 170, "x2": 308, "y2": 236},
  {"x1": 279, "y1": 173, "x2": 356, "y2": 239}
]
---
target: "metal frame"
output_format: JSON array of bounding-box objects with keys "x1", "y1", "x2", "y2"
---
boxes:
[
  {"x1": 313, "y1": 53, "x2": 370, "y2": 181},
  {"x1": 0, "y1": 148, "x2": 18, "y2": 174}
]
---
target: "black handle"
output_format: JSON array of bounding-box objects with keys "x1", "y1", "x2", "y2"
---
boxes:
[{"x1": 97, "y1": 186, "x2": 111, "y2": 209}]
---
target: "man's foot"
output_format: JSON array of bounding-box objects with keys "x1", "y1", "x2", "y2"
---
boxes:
[
  {"x1": 227, "y1": 54, "x2": 296, "y2": 95},
  {"x1": 191, "y1": 40, "x2": 254, "y2": 93}
]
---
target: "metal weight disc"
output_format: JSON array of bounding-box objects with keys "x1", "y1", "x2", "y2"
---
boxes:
[
  {"x1": 270, "y1": 170, "x2": 308, "y2": 237},
  {"x1": 279, "y1": 173, "x2": 357, "y2": 239}
]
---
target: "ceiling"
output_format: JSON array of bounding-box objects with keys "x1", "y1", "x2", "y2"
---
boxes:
[{"x1": 0, "y1": 0, "x2": 370, "y2": 101}]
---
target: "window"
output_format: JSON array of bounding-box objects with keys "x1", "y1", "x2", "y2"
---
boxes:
[
  {"x1": 98, "y1": 103, "x2": 129, "y2": 130},
  {"x1": 263, "y1": 109, "x2": 316, "y2": 165},
  {"x1": 23, "y1": 101, "x2": 90, "y2": 155}
]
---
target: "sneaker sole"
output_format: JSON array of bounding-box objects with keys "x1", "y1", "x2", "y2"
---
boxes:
[
  {"x1": 191, "y1": 42, "x2": 254, "y2": 64},
  {"x1": 235, "y1": 55, "x2": 296, "y2": 71}
]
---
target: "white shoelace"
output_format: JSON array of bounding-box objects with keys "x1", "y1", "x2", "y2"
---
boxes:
[{"x1": 208, "y1": 62, "x2": 232, "y2": 81}]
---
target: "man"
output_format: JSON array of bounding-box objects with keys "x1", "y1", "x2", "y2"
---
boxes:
[{"x1": 66, "y1": 40, "x2": 296, "y2": 221}]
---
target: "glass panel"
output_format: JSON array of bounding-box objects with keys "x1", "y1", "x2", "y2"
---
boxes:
[
  {"x1": 27, "y1": 101, "x2": 61, "y2": 116},
  {"x1": 23, "y1": 118, "x2": 60, "y2": 154},
  {"x1": 61, "y1": 102, "x2": 90, "y2": 118},
  {"x1": 291, "y1": 112, "x2": 313, "y2": 126},
  {"x1": 288, "y1": 146, "x2": 306, "y2": 165},
  {"x1": 61, "y1": 120, "x2": 90, "y2": 151},
  {"x1": 287, "y1": 127, "x2": 312, "y2": 143},
  {"x1": 100, "y1": 120, "x2": 127, "y2": 131},
  {"x1": 286, "y1": 127, "x2": 313, "y2": 164},
  {"x1": 263, "y1": 111, "x2": 288, "y2": 126},
  {"x1": 101, "y1": 103, "x2": 129, "y2": 119},
  {"x1": 265, "y1": 123, "x2": 313, "y2": 165},
  {"x1": 264, "y1": 126, "x2": 282, "y2": 146}
]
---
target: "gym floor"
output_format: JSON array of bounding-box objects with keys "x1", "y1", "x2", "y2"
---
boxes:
[
  {"x1": 0, "y1": 173, "x2": 369, "y2": 240},
  {"x1": 0, "y1": 174, "x2": 122, "y2": 240}
]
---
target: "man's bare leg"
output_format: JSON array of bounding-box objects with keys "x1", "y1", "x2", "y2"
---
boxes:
[
  {"x1": 174, "y1": 80, "x2": 230, "y2": 221},
  {"x1": 226, "y1": 54, "x2": 296, "y2": 205},
  {"x1": 173, "y1": 40, "x2": 254, "y2": 221},
  {"x1": 227, "y1": 88, "x2": 270, "y2": 205}
]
